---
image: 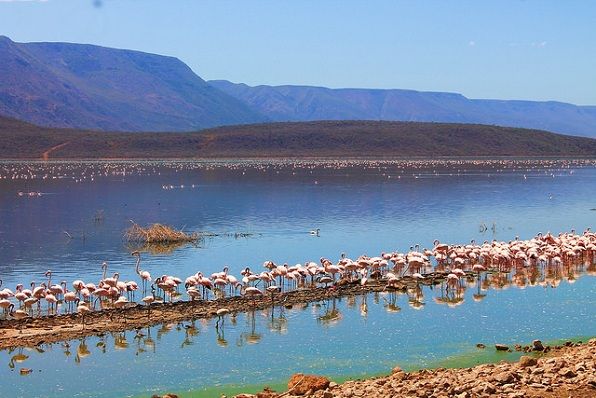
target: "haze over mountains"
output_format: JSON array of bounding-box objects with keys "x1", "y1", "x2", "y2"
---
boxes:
[{"x1": 0, "y1": 36, "x2": 595, "y2": 138}]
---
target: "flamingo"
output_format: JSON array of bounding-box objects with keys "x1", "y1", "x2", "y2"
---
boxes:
[
  {"x1": 64, "y1": 289, "x2": 78, "y2": 313},
  {"x1": 77, "y1": 301, "x2": 91, "y2": 330},
  {"x1": 141, "y1": 288, "x2": 156, "y2": 319},
  {"x1": 45, "y1": 292, "x2": 58, "y2": 314},
  {"x1": 0, "y1": 299, "x2": 12, "y2": 316},
  {"x1": 9, "y1": 305, "x2": 29, "y2": 322},
  {"x1": 133, "y1": 251, "x2": 151, "y2": 293}
]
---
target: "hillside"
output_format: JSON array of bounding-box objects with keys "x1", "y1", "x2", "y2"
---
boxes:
[
  {"x1": 210, "y1": 80, "x2": 596, "y2": 138},
  {"x1": 1, "y1": 116, "x2": 594, "y2": 159},
  {"x1": 0, "y1": 36, "x2": 266, "y2": 131},
  {"x1": 2, "y1": 35, "x2": 596, "y2": 138}
]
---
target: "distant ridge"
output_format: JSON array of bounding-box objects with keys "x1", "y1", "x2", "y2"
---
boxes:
[
  {"x1": 210, "y1": 80, "x2": 596, "y2": 138},
  {"x1": 0, "y1": 36, "x2": 266, "y2": 131},
  {"x1": 1, "y1": 35, "x2": 595, "y2": 138},
  {"x1": 1, "y1": 116, "x2": 594, "y2": 159}
]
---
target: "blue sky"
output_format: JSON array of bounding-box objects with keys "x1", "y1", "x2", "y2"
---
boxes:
[{"x1": 1, "y1": 0, "x2": 595, "y2": 105}]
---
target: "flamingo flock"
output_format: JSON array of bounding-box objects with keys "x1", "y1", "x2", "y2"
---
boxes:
[
  {"x1": 2, "y1": 158, "x2": 593, "y2": 184},
  {"x1": 0, "y1": 229, "x2": 593, "y2": 322}
]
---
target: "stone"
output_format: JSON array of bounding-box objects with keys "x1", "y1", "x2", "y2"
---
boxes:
[
  {"x1": 476, "y1": 343, "x2": 486, "y2": 349},
  {"x1": 233, "y1": 395, "x2": 256, "y2": 398},
  {"x1": 532, "y1": 340, "x2": 545, "y2": 351},
  {"x1": 495, "y1": 344, "x2": 509, "y2": 351},
  {"x1": 493, "y1": 371, "x2": 514, "y2": 384},
  {"x1": 483, "y1": 383, "x2": 497, "y2": 394},
  {"x1": 519, "y1": 356, "x2": 538, "y2": 367},
  {"x1": 391, "y1": 366, "x2": 403, "y2": 374},
  {"x1": 255, "y1": 386, "x2": 276, "y2": 398},
  {"x1": 322, "y1": 392, "x2": 333, "y2": 398},
  {"x1": 288, "y1": 373, "x2": 331, "y2": 395},
  {"x1": 559, "y1": 369, "x2": 577, "y2": 378}
]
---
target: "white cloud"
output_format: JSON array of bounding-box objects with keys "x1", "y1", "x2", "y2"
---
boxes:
[{"x1": 468, "y1": 40, "x2": 476, "y2": 47}]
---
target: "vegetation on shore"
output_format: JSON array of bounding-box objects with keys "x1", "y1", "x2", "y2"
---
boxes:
[{"x1": 1, "y1": 116, "x2": 595, "y2": 159}]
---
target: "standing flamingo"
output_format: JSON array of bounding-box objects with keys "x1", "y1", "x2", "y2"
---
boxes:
[{"x1": 133, "y1": 251, "x2": 151, "y2": 293}]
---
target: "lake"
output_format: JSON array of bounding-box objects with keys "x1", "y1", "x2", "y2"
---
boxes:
[{"x1": 0, "y1": 159, "x2": 594, "y2": 397}]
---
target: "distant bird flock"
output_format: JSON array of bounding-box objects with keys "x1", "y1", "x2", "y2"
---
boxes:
[{"x1": 0, "y1": 158, "x2": 593, "y2": 184}]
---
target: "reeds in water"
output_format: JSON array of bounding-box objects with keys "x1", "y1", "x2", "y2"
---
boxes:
[{"x1": 125, "y1": 221, "x2": 198, "y2": 244}]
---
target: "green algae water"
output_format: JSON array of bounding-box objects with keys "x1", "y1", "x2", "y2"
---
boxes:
[{"x1": 0, "y1": 160, "x2": 594, "y2": 397}]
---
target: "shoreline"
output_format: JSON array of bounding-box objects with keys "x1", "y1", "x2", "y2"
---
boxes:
[
  {"x1": 206, "y1": 339, "x2": 596, "y2": 398},
  {"x1": 1, "y1": 156, "x2": 596, "y2": 162}
]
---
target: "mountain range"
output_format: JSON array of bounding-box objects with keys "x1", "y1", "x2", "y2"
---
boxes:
[
  {"x1": 210, "y1": 81, "x2": 596, "y2": 138},
  {"x1": 0, "y1": 35, "x2": 266, "y2": 131},
  {"x1": 1, "y1": 35, "x2": 596, "y2": 138}
]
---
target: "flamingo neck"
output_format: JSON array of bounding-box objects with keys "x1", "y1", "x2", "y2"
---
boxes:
[{"x1": 134, "y1": 254, "x2": 141, "y2": 274}]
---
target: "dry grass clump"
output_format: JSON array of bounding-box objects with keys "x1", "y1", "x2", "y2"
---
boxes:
[
  {"x1": 125, "y1": 221, "x2": 198, "y2": 244},
  {"x1": 127, "y1": 241, "x2": 196, "y2": 255}
]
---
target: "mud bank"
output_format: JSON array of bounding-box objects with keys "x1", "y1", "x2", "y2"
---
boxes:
[{"x1": 0, "y1": 278, "x2": 431, "y2": 349}]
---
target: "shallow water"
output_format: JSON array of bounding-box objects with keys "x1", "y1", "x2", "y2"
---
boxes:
[
  {"x1": 0, "y1": 159, "x2": 595, "y2": 397},
  {"x1": 1, "y1": 271, "x2": 594, "y2": 398}
]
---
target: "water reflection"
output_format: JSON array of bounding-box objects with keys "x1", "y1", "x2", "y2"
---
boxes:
[{"x1": 4, "y1": 261, "x2": 591, "y2": 368}]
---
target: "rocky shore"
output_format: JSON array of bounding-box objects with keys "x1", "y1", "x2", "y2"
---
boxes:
[{"x1": 209, "y1": 339, "x2": 595, "y2": 398}]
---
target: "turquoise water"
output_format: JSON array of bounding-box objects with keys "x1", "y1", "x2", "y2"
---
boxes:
[{"x1": 0, "y1": 159, "x2": 594, "y2": 397}]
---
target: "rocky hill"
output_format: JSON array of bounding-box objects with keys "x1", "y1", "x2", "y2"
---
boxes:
[{"x1": 0, "y1": 36, "x2": 266, "y2": 131}]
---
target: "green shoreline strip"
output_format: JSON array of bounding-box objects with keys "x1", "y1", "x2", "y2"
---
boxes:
[{"x1": 150, "y1": 335, "x2": 593, "y2": 398}]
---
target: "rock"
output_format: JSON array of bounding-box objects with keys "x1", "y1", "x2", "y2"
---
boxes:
[
  {"x1": 495, "y1": 344, "x2": 509, "y2": 351},
  {"x1": 483, "y1": 383, "x2": 497, "y2": 394},
  {"x1": 391, "y1": 366, "x2": 404, "y2": 374},
  {"x1": 476, "y1": 343, "x2": 486, "y2": 349},
  {"x1": 256, "y1": 386, "x2": 277, "y2": 398},
  {"x1": 493, "y1": 371, "x2": 514, "y2": 384},
  {"x1": 288, "y1": 373, "x2": 331, "y2": 395},
  {"x1": 328, "y1": 382, "x2": 338, "y2": 388},
  {"x1": 233, "y1": 395, "x2": 256, "y2": 398},
  {"x1": 514, "y1": 344, "x2": 522, "y2": 352},
  {"x1": 519, "y1": 356, "x2": 538, "y2": 367},
  {"x1": 532, "y1": 340, "x2": 545, "y2": 351},
  {"x1": 322, "y1": 392, "x2": 333, "y2": 398},
  {"x1": 559, "y1": 369, "x2": 577, "y2": 378}
]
